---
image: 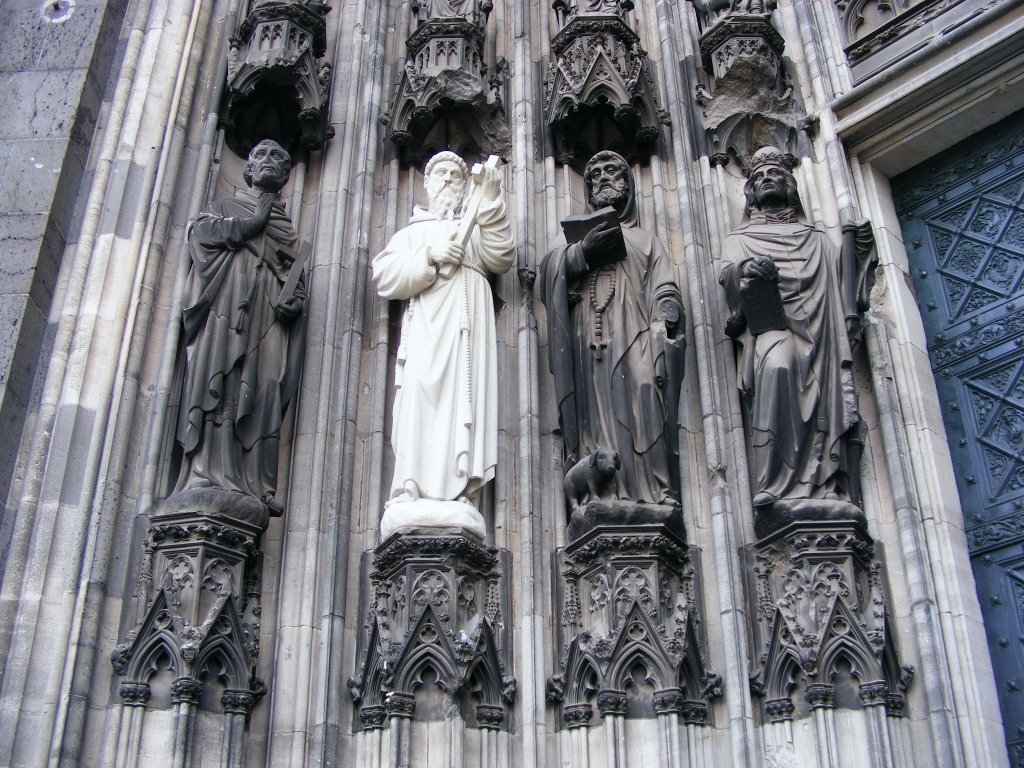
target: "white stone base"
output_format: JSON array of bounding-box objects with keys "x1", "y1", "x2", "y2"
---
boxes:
[{"x1": 380, "y1": 498, "x2": 486, "y2": 540}]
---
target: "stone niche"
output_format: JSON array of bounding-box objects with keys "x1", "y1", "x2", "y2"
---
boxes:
[{"x1": 223, "y1": 0, "x2": 334, "y2": 158}]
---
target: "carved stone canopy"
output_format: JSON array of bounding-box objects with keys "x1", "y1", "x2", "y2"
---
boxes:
[
  {"x1": 695, "y1": 11, "x2": 810, "y2": 171},
  {"x1": 543, "y1": 14, "x2": 669, "y2": 170},
  {"x1": 223, "y1": 0, "x2": 334, "y2": 158},
  {"x1": 384, "y1": 16, "x2": 510, "y2": 167}
]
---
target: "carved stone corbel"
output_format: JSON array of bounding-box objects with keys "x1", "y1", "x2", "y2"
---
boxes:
[
  {"x1": 111, "y1": 510, "x2": 268, "y2": 718},
  {"x1": 548, "y1": 526, "x2": 721, "y2": 728},
  {"x1": 223, "y1": 0, "x2": 334, "y2": 157},
  {"x1": 745, "y1": 522, "x2": 913, "y2": 721},
  {"x1": 350, "y1": 533, "x2": 516, "y2": 730}
]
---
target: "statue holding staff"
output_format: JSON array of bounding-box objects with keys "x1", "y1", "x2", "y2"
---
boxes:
[{"x1": 372, "y1": 151, "x2": 515, "y2": 540}]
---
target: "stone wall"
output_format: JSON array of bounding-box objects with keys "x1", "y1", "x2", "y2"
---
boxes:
[{"x1": 0, "y1": 0, "x2": 1021, "y2": 766}]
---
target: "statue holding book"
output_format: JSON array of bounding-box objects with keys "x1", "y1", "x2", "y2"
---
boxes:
[
  {"x1": 539, "y1": 151, "x2": 685, "y2": 538},
  {"x1": 720, "y1": 147, "x2": 876, "y2": 537},
  {"x1": 372, "y1": 151, "x2": 515, "y2": 540},
  {"x1": 169, "y1": 139, "x2": 308, "y2": 531}
]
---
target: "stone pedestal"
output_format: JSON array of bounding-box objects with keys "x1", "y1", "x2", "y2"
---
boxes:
[
  {"x1": 111, "y1": 509, "x2": 267, "y2": 765},
  {"x1": 349, "y1": 532, "x2": 515, "y2": 733},
  {"x1": 548, "y1": 524, "x2": 720, "y2": 728},
  {"x1": 745, "y1": 521, "x2": 912, "y2": 723}
]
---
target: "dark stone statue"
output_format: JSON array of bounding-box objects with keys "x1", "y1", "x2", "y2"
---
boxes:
[
  {"x1": 720, "y1": 147, "x2": 876, "y2": 537},
  {"x1": 540, "y1": 151, "x2": 685, "y2": 539},
  {"x1": 166, "y1": 139, "x2": 307, "y2": 530}
]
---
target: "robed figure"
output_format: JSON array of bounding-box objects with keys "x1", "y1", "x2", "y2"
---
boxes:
[
  {"x1": 173, "y1": 140, "x2": 306, "y2": 527},
  {"x1": 372, "y1": 151, "x2": 515, "y2": 540},
  {"x1": 720, "y1": 148, "x2": 875, "y2": 535},
  {"x1": 539, "y1": 151, "x2": 685, "y2": 524}
]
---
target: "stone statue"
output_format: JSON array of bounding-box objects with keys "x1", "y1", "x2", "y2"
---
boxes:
[
  {"x1": 372, "y1": 150, "x2": 515, "y2": 540},
  {"x1": 694, "y1": 0, "x2": 776, "y2": 23},
  {"x1": 412, "y1": 0, "x2": 476, "y2": 21},
  {"x1": 539, "y1": 150, "x2": 685, "y2": 539},
  {"x1": 720, "y1": 147, "x2": 876, "y2": 537},
  {"x1": 171, "y1": 139, "x2": 307, "y2": 530}
]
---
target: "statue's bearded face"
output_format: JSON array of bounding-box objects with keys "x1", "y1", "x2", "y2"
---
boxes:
[
  {"x1": 245, "y1": 140, "x2": 291, "y2": 192},
  {"x1": 588, "y1": 158, "x2": 629, "y2": 210},
  {"x1": 426, "y1": 160, "x2": 467, "y2": 220}
]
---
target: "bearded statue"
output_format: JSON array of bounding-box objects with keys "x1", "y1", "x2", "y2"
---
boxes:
[
  {"x1": 539, "y1": 151, "x2": 686, "y2": 539},
  {"x1": 371, "y1": 150, "x2": 516, "y2": 540}
]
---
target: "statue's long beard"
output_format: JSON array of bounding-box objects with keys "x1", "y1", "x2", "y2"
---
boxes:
[
  {"x1": 591, "y1": 182, "x2": 627, "y2": 209},
  {"x1": 428, "y1": 184, "x2": 466, "y2": 220}
]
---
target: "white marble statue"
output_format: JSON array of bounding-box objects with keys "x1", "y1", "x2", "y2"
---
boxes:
[{"x1": 372, "y1": 151, "x2": 516, "y2": 539}]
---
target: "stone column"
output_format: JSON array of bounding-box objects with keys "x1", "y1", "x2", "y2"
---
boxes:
[
  {"x1": 597, "y1": 690, "x2": 627, "y2": 768},
  {"x1": 170, "y1": 677, "x2": 202, "y2": 768},
  {"x1": 653, "y1": 688, "x2": 685, "y2": 768},
  {"x1": 386, "y1": 691, "x2": 415, "y2": 767},
  {"x1": 806, "y1": 684, "x2": 838, "y2": 768},
  {"x1": 563, "y1": 703, "x2": 593, "y2": 767}
]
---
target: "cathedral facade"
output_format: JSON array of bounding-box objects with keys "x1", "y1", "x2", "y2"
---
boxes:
[{"x1": 1, "y1": 0, "x2": 1023, "y2": 766}]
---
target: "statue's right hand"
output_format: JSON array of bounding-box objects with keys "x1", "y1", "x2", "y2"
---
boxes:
[
  {"x1": 255, "y1": 192, "x2": 276, "y2": 225},
  {"x1": 580, "y1": 221, "x2": 625, "y2": 267},
  {"x1": 741, "y1": 255, "x2": 779, "y2": 282},
  {"x1": 427, "y1": 241, "x2": 464, "y2": 267}
]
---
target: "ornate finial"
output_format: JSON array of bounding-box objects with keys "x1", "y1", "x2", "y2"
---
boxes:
[{"x1": 742, "y1": 146, "x2": 799, "y2": 177}]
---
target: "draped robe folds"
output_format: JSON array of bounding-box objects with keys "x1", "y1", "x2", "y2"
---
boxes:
[
  {"x1": 720, "y1": 220, "x2": 859, "y2": 505},
  {"x1": 176, "y1": 191, "x2": 307, "y2": 505},
  {"x1": 539, "y1": 225, "x2": 682, "y2": 505},
  {"x1": 372, "y1": 198, "x2": 515, "y2": 505}
]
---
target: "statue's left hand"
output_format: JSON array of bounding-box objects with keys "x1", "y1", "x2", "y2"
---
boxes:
[
  {"x1": 480, "y1": 165, "x2": 501, "y2": 202},
  {"x1": 657, "y1": 298, "x2": 681, "y2": 329},
  {"x1": 275, "y1": 295, "x2": 303, "y2": 322}
]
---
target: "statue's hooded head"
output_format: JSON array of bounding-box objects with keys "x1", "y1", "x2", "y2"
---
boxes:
[
  {"x1": 584, "y1": 151, "x2": 639, "y2": 227},
  {"x1": 244, "y1": 139, "x2": 292, "y2": 193},
  {"x1": 742, "y1": 147, "x2": 803, "y2": 218},
  {"x1": 424, "y1": 151, "x2": 469, "y2": 220}
]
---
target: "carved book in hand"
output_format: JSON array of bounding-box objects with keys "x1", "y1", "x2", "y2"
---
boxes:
[
  {"x1": 560, "y1": 206, "x2": 619, "y2": 244},
  {"x1": 739, "y1": 277, "x2": 787, "y2": 335}
]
